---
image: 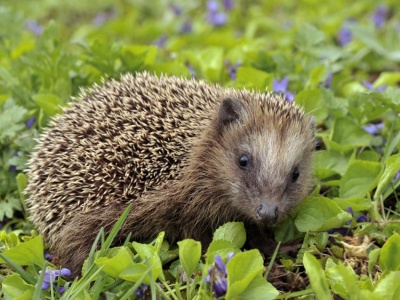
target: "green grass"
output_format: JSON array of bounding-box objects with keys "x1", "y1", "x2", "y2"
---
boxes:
[{"x1": 1, "y1": 0, "x2": 400, "y2": 299}]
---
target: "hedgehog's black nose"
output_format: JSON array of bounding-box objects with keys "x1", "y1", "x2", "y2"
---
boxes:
[{"x1": 256, "y1": 203, "x2": 278, "y2": 224}]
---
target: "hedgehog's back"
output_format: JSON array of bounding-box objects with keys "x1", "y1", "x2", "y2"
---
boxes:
[{"x1": 26, "y1": 72, "x2": 223, "y2": 245}]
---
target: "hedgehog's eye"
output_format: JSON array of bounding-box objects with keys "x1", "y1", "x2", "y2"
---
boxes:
[
  {"x1": 291, "y1": 167, "x2": 300, "y2": 183},
  {"x1": 238, "y1": 154, "x2": 250, "y2": 169}
]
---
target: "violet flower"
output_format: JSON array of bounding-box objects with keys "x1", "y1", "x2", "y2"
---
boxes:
[
  {"x1": 349, "y1": 207, "x2": 369, "y2": 224},
  {"x1": 25, "y1": 20, "x2": 43, "y2": 36},
  {"x1": 25, "y1": 116, "x2": 36, "y2": 129},
  {"x1": 328, "y1": 206, "x2": 369, "y2": 235},
  {"x1": 44, "y1": 252, "x2": 55, "y2": 261},
  {"x1": 153, "y1": 35, "x2": 168, "y2": 48},
  {"x1": 363, "y1": 122, "x2": 383, "y2": 135},
  {"x1": 273, "y1": 77, "x2": 295, "y2": 102},
  {"x1": 356, "y1": 215, "x2": 369, "y2": 222},
  {"x1": 371, "y1": 5, "x2": 388, "y2": 28},
  {"x1": 225, "y1": 60, "x2": 242, "y2": 80},
  {"x1": 394, "y1": 170, "x2": 400, "y2": 182},
  {"x1": 337, "y1": 26, "x2": 352, "y2": 46},
  {"x1": 187, "y1": 64, "x2": 196, "y2": 77},
  {"x1": 205, "y1": 253, "x2": 234, "y2": 298},
  {"x1": 223, "y1": 0, "x2": 234, "y2": 11},
  {"x1": 39, "y1": 268, "x2": 71, "y2": 294},
  {"x1": 8, "y1": 151, "x2": 18, "y2": 172},
  {"x1": 180, "y1": 20, "x2": 193, "y2": 34},
  {"x1": 134, "y1": 284, "x2": 149, "y2": 299},
  {"x1": 206, "y1": 0, "x2": 227, "y2": 27},
  {"x1": 362, "y1": 81, "x2": 386, "y2": 92},
  {"x1": 171, "y1": 4, "x2": 182, "y2": 16},
  {"x1": 92, "y1": 11, "x2": 115, "y2": 27},
  {"x1": 323, "y1": 73, "x2": 333, "y2": 89}
]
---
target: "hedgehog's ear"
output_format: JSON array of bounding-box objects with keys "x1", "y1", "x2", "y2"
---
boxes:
[{"x1": 217, "y1": 98, "x2": 246, "y2": 134}]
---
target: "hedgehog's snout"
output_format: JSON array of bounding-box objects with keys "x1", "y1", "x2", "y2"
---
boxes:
[{"x1": 256, "y1": 203, "x2": 278, "y2": 224}]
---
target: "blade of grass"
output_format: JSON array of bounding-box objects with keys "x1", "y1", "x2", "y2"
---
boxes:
[
  {"x1": 0, "y1": 253, "x2": 36, "y2": 284},
  {"x1": 264, "y1": 241, "x2": 281, "y2": 279}
]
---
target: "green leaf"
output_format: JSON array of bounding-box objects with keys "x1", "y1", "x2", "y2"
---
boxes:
[
  {"x1": 340, "y1": 160, "x2": 382, "y2": 198},
  {"x1": 350, "y1": 24, "x2": 387, "y2": 57},
  {"x1": 379, "y1": 233, "x2": 400, "y2": 272},
  {"x1": 332, "y1": 197, "x2": 372, "y2": 211},
  {"x1": 32, "y1": 93, "x2": 64, "y2": 116},
  {"x1": 0, "y1": 99, "x2": 27, "y2": 139},
  {"x1": 198, "y1": 47, "x2": 224, "y2": 82},
  {"x1": 119, "y1": 263, "x2": 150, "y2": 283},
  {"x1": 0, "y1": 236, "x2": 44, "y2": 266},
  {"x1": 314, "y1": 150, "x2": 349, "y2": 179},
  {"x1": 368, "y1": 249, "x2": 381, "y2": 274},
  {"x1": 374, "y1": 72, "x2": 400, "y2": 87},
  {"x1": 2, "y1": 274, "x2": 34, "y2": 300},
  {"x1": 178, "y1": 239, "x2": 201, "y2": 278},
  {"x1": 373, "y1": 271, "x2": 400, "y2": 299},
  {"x1": 325, "y1": 259, "x2": 362, "y2": 300},
  {"x1": 233, "y1": 276, "x2": 279, "y2": 300},
  {"x1": 206, "y1": 239, "x2": 237, "y2": 264},
  {"x1": 306, "y1": 66, "x2": 326, "y2": 89},
  {"x1": 16, "y1": 172, "x2": 27, "y2": 203},
  {"x1": 131, "y1": 242, "x2": 163, "y2": 281},
  {"x1": 275, "y1": 215, "x2": 303, "y2": 244},
  {"x1": 95, "y1": 247, "x2": 134, "y2": 278},
  {"x1": 295, "y1": 89, "x2": 328, "y2": 122},
  {"x1": 374, "y1": 154, "x2": 400, "y2": 198},
  {"x1": 295, "y1": 24, "x2": 325, "y2": 50},
  {"x1": 295, "y1": 197, "x2": 352, "y2": 232},
  {"x1": 235, "y1": 67, "x2": 271, "y2": 90},
  {"x1": 303, "y1": 252, "x2": 331, "y2": 300},
  {"x1": 331, "y1": 118, "x2": 372, "y2": 148},
  {"x1": 225, "y1": 249, "x2": 264, "y2": 299},
  {"x1": 213, "y1": 222, "x2": 246, "y2": 248}
]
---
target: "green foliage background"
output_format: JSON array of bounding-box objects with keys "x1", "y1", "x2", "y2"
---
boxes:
[{"x1": 0, "y1": 0, "x2": 400, "y2": 299}]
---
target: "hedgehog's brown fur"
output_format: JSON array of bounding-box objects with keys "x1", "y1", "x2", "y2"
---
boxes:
[{"x1": 26, "y1": 72, "x2": 315, "y2": 275}]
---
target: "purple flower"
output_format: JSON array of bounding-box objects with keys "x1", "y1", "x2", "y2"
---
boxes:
[
  {"x1": 362, "y1": 81, "x2": 386, "y2": 92},
  {"x1": 363, "y1": 122, "x2": 383, "y2": 135},
  {"x1": 187, "y1": 64, "x2": 196, "y2": 77},
  {"x1": 205, "y1": 253, "x2": 234, "y2": 298},
  {"x1": 8, "y1": 151, "x2": 18, "y2": 172},
  {"x1": 92, "y1": 11, "x2": 115, "y2": 27},
  {"x1": 39, "y1": 268, "x2": 71, "y2": 294},
  {"x1": 328, "y1": 206, "x2": 368, "y2": 235},
  {"x1": 225, "y1": 60, "x2": 242, "y2": 80},
  {"x1": 180, "y1": 20, "x2": 193, "y2": 34},
  {"x1": 345, "y1": 207, "x2": 354, "y2": 225},
  {"x1": 371, "y1": 5, "x2": 388, "y2": 28},
  {"x1": 328, "y1": 227, "x2": 351, "y2": 236},
  {"x1": 171, "y1": 4, "x2": 182, "y2": 16},
  {"x1": 44, "y1": 252, "x2": 55, "y2": 261},
  {"x1": 273, "y1": 77, "x2": 295, "y2": 102},
  {"x1": 223, "y1": 0, "x2": 234, "y2": 11},
  {"x1": 394, "y1": 170, "x2": 400, "y2": 182},
  {"x1": 207, "y1": 1, "x2": 227, "y2": 27},
  {"x1": 214, "y1": 255, "x2": 227, "y2": 274},
  {"x1": 208, "y1": 0, "x2": 219, "y2": 13},
  {"x1": 337, "y1": 26, "x2": 352, "y2": 46},
  {"x1": 323, "y1": 73, "x2": 333, "y2": 89},
  {"x1": 25, "y1": 20, "x2": 43, "y2": 36},
  {"x1": 153, "y1": 35, "x2": 168, "y2": 48},
  {"x1": 356, "y1": 215, "x2": 369, "y2": 222},
  {"x1": 134, "y1": 284, "x2": 148, "y2": 299},
  {"x1": 25, "y1": 116, "x2": 36, "y2": 129}
]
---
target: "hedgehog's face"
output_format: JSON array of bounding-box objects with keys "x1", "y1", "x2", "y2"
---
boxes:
[{"x1": 215, "y1": 97, "x2": 315, "y2": 225}]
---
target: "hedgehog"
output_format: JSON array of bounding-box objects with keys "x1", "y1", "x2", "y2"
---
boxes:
[{"x1": 26, "y1": 72, "x2": 315, "y2": 275}]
